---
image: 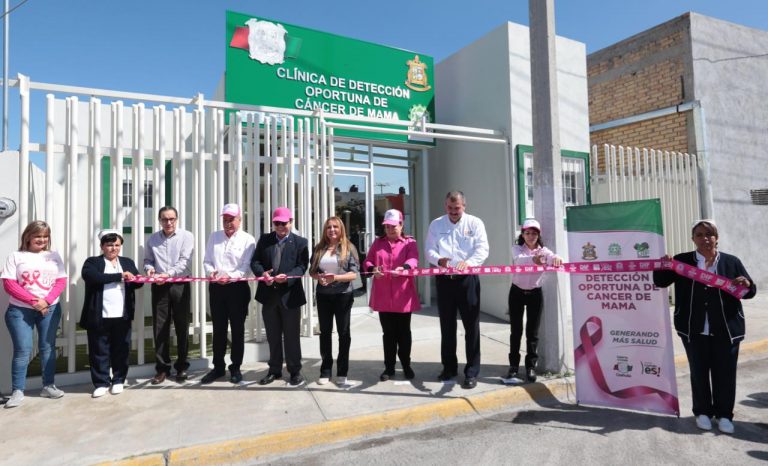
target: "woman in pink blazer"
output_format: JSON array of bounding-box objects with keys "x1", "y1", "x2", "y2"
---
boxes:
[{"x1": 364, "y1": 209, "x2": 421, "y2": 382}]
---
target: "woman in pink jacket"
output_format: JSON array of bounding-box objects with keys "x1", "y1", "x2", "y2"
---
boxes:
[{"x1": 364, "y1": 209, "x2": 420, "y2": 382}]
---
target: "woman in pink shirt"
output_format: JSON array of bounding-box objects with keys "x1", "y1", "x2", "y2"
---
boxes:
[
  {"x1": 506, "y1": 219, "x2": 562, "y2": 384},
  {"x1": 364, "y1": 209, "x2": 420, "y2": 382},
  {"x1": 2, "y1": 221, "x2": 67, "y2": 408}
]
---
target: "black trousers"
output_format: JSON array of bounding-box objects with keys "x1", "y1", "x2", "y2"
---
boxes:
[
  {"x1": 317, "y1": 292, "x2": 353, "y2": 377},
  {"x1": 151, "y1": 282, "x2": 191, "y2": 374},
  {"x1": 508, "y1": 284, "x2": 543, "y2": 370},
  {"x1": 681, "y1": 333, "x2": 740, "y2": 420},
  {"x1": 261, "y1": 296, "x2": 302, "y2": 376},
  {"x1": 436, "y1": 275, "x2": 481, "y2": 378},
  {"x1": 209, "y1": 282, "x2": 251, "y2": 373},
  {"x1": 378, "y1": 312, "x2": 412, "y2": 371},
  {"x1": 87, "y1": 317, "x2": 132, "y2": 388}
]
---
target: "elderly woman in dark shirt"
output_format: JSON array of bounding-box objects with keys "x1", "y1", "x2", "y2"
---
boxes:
[{"x1": 653, "y1": 220, "x2": 756, "y2": 434}]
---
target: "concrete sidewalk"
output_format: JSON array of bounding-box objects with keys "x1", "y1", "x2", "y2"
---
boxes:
[{"x1": 2, "y1": 296, "x2": 767, "y2": 466}]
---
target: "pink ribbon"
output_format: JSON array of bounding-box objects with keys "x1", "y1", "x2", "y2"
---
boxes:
[
  {"x1": 124, "y1": 259, "x2": 750, "y2": 299},
  {"x1": 574, "y1": 316, "x2": 680, "y2": 414},
  {"x1": 21, "y1": 270, "x2": 52, "y2": 291}
]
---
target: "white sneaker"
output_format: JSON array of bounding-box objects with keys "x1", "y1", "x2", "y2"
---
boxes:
[
  {"x1": 4, "y1": 390, "x2": 24, "y2": 408},
  {"x1": 336, "y1": 377, "x2": 348, "y2": 386},
  {"x1": 317, "y1": 377, "x2": 330, "y2": 385},
  {"x1": 695, "y1": 414, "x2": 712, "y2": 431},
  {"x1": 717, "y1": 418, "x2": 735, "y2": 434},
  {"x1": 92, "y1": 386, "x2": 109, "y2": 398},
  {"x1": 110, "y1": 383, "x2": 124, "y2": 395},
  {"x1": 41, "y1": 385, "x2": 65, "y2": 399}
]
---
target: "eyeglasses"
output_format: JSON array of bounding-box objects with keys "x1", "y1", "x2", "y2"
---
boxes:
[
  {"x1": 273, "y1": 221, "x2": 288, "y2": 227},
  {"x1": 159, "y1": 217, "x2": 177, "y2": 223}
]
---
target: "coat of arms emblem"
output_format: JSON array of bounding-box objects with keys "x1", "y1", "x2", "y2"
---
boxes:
[
  {"x1": 405, "y1": 55, "x2": 431, "y2": 92},
  {"x1": 582, "y1": 242, "x2": 598, "y2": 261},
  {"x1": 246, "y1": 19, "x2": 287, "y2": 65}
]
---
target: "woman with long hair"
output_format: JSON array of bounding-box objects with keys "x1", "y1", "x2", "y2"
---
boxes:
[
  {"x1": 309, "y1": 217, "x2": 359, "y2": 386},
  {"x1": 2, "y1": 221, "x2": 67, "y2": 408}
]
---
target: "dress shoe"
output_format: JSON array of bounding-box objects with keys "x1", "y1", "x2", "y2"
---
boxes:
[
  {"x1": 150, "y1": 372, "x2": 167, "y2": 385},
  {"x1": 502, "y1": 369, "x2": 525, "y2": 385},
  {"x1": 403, "y1": 366, "x2": 415, "y2": 380},
  {"x1": 437, "y1": 370, "x2": 457, "y2": 382},
  {"x1": 175, "y1": 370, "x2": 188, "y2": 382},
  {"x1": 380, "y1": 370, "x2": 395, "y2": 382},
  {"x1": 461, "y1": 377, "x2": 478, "y2": 389},
  {"x1": 526, "y1": 368, "x2": 537, "y2": 383},
  {"x1": 259, "y1": 373, "x2": 281, "y2": 385},
  {"x1": 200, "y1": 370, "x2": 225, "y2": 385},
  {"x1": 717, "y1": 417, "x2": 734, "y2": 434},
  {"x1": 289, "y1": 373, "x2": 305, "y2": 386},
  {"x1": 696, "y1": 414, "x2": 713, "y2": 431},
  {"x1": 230, "y1": 369, "x2": 243, "y2": 384}
]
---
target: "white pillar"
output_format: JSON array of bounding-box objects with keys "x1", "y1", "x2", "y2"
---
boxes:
[{"x1": 529, "y1": 0, "x2": 569, "y2": 374}]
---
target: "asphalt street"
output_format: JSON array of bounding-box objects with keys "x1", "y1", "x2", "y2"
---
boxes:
[{"x1": 265, "y1": 356, "x2": 768, "y2": 465}]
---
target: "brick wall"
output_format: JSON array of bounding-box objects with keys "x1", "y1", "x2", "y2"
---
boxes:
[{"x1": 588, "y1": 16, "x2": 692, "y2": 154}]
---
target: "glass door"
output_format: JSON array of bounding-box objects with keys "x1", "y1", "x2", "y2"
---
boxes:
[{"x1": 333, "y1": 168, "x2": 374, "y2": 312}]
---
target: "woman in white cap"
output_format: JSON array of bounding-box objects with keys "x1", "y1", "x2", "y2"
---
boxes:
[
  {"x1": 653, "y1": 220, "x2": 756, "y2": 434},
  {"x1": 364, "y1": 209, "x2": 420, "y2": 381},
  {"x1": 505, "y1": 218, "x2": 562, "y2": 384},
  {"x1": 2, "y1": 221, "x2": 67, "y2": 408},
  {"x1": 80, "y1": 230, "x2": 143, "y2": 398}
]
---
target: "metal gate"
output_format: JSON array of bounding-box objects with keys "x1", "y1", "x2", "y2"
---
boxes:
[{"x1": 590, "y1": 143, "x2": 701, "y2": 255}]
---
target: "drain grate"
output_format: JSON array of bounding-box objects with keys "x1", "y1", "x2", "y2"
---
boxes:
[{"x1": 750, "y1": 189, "x2": 768, "y2": 205}]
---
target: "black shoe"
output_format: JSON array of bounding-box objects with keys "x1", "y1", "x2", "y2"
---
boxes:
[
  {"x1": 289, "y1": 373, "x2": 305, "y2": 386},
  {"x1": 403, "y1": 366, "x2": 415, "y2": 380},
  {"x1": 437, "y1": 370, "x2": 457, "y2": 382},
  {"x1": 230, "y1": 369, "x2": 243, "y2": 384},
  {"x1": 175, "y1": 370, "x2": 188, "y2": 382},
  {"x1": 200, "y1": 370, "x2": 224, "y2": 385},
  {"x1": 505, "y1": 368, "x2": 520, "y2": 379},
  {"x1": 527, "y1": 368, "x2": 537, "y2": 383},
  {"x1": 380, "y1": 370, "x2": 394, "y2": 382},
  {"x1": 462, "y1": 377, "x2": 478, "y2": 389},
  {"x1": 259, "y1": 373, "x2": 281, "y2": 385}
]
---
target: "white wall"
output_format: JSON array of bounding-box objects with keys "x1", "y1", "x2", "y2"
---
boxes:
[
  {"x1": 690, "y1": 13, "x2": 768, "y2": 286},
  {"x1": 432, "y1": 22, "x2": 589, "y2": 320}
]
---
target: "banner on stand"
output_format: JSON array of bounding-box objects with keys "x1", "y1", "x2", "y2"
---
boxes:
[{"x1": 567, "y1": 199, "x2": 679, "y2": 415}]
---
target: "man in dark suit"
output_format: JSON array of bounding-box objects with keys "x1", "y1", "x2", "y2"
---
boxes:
[{"x1": 251, "y1": 207, "x2": 309, "y2": 386}]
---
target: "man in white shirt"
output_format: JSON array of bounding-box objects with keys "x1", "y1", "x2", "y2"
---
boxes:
[
  {"x1": 425, "y1": 191, "x2": 489, "y2": 389},
  {"x1": 144, "y1": 206, "x2": 194, "y2": 384},
  {"x1": 201, "y1": 203, "x2": 256, "y2": 385}
]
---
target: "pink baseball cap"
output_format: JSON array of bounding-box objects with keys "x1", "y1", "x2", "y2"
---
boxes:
[
  {"x1": 382, "y1": 209, "x2": 403, "y2": 226},
  {"x1": 220, "y1": 203, "x2": 241, "y2": 217},
  {"x1": 272, "y1": 207, "x2": 292, "y2": 223},
  {"x1": 521, "y1": 218, "x2": 541, "y2": 232}
]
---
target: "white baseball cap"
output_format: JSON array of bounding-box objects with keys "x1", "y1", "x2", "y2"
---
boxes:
[{"x1": 521, "y1": 218, "x2": 541, "y2": 232}]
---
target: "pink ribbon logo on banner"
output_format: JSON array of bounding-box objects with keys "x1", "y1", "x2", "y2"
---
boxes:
[{"x1": 575, "y1": 316, "x2": 680, "y2": 414}]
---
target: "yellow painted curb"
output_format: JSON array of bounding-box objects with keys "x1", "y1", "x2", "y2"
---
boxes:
[
  {"x1": 112, "y1": 338, "x2": 768, "y2": 466},
  {"x1": 92, "y1": 453, "x2": 165, "y2": 466}
]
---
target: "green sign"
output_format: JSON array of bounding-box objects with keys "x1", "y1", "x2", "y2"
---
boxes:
[{"x1": 225, "y1": 11, "x2": 435, "y2": 144}]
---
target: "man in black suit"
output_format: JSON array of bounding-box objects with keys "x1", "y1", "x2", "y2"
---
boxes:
[{"x1": 251, "y1": 207, "x2": 309, "y2": 386}]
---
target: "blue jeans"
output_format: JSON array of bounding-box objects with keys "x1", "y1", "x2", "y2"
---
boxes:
[{"x1": 4, "y1": 303, "x2": 61, "y2": 391}]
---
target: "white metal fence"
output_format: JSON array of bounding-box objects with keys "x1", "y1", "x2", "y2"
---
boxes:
[
  {"x1": 10, "y1": 75, "x2": 507, "y2": 378},
  {"x1": 590, "y1": 144, "x2": 701, "y2": 256}
]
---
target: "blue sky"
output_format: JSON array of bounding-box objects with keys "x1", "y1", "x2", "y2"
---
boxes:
[{"x1": 3, "y1": 0, "x2": 767, "y2": 151}]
